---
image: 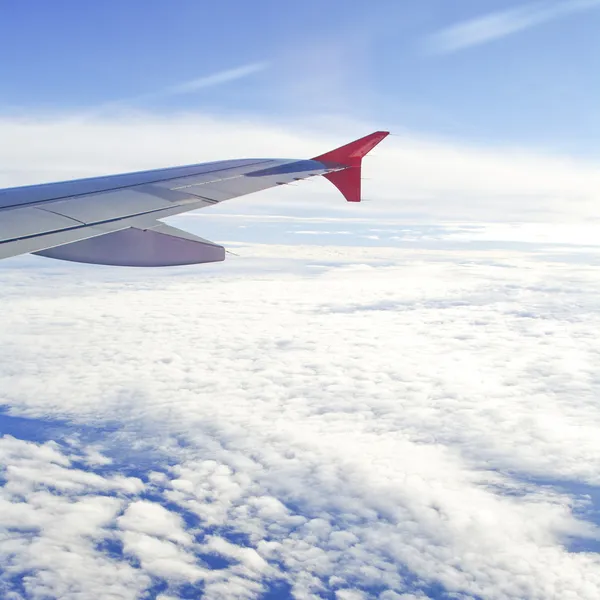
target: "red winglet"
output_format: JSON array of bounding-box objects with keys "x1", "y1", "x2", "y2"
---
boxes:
[{"x1": 312, "y1": 131, "x2": 389, "y2": 202}]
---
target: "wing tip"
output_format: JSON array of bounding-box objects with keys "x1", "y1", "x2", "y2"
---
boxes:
[
  {"x1": 312, "y1": 131, "x2": 390, "y2": 167},
  {"x1": 313, "y1": 131, "x2": 390, "y2": 202}
]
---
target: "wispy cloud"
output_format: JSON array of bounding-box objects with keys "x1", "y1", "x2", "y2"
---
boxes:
[
  {"x1": 76, "y1": 62, "x2": 268, "y2": 119},
  {"x1": 426, "y1": 0, "x2": 600, "y2": 54},
  {"x1": 166, "y1": 62, "x2": 268, "y2": 94}
]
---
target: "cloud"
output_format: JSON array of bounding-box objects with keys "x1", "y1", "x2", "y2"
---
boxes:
[
  {"x1": 167, "y1": 63, "x2": 268, "y2": 94},
  {"x1": 72, "y1": 62, "x2": 268, "y2": 120},
  {"x1": 3, "y1": 239, "x2": 600, "y2": 597},
  {"x1": 426, "y1": 0, "x2": 600, "y2": 54},
  {"x1": 4, "y1": 105, "x2": 600, "y2": 597},
  {"x1": 0, "y1": 437, "x2": 149, "y2": 599},
  {"x1": 2, "y1": 111, "x2": 600, "y2": 224},
  {"x1": 117, "y1": 500, "x2": 193, "y2": 545}
]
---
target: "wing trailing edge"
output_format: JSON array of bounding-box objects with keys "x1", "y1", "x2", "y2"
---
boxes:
[
  {"x1": 313, "y1": 131, "x2": 389, "y2": 202},
  {"x1": 34, "y1": 223, "x2": 225, "y2": 267}
]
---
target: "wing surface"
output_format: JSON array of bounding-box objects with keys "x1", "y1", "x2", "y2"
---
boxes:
[{"x1": 0, "y1": 131, "x2": 389, "y2": 265}]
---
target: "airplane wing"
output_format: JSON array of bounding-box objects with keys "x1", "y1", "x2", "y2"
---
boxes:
[{"x1": 0, "y1": 131, "x2": 389, "y2": 266}]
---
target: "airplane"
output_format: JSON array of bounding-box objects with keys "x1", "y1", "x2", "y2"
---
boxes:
[{"x1": 0, "y1": 130, "x2": 389, "y2": 267}]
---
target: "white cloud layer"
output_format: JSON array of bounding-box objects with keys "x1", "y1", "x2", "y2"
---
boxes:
[
  {"x1": 2, "y1": 235, "x2": 600, "y2": 598},
  {"x1": 1, "y1": 112, "x2": 600, "y2": 223}
]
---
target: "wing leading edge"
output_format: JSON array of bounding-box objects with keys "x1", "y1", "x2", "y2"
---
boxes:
[{"x1": 0, "y1": 131, "x2": 389, "y2": 266}]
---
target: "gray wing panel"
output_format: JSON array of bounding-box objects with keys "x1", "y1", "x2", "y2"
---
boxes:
[
  {"x1": 46, "y1": 189, "x2": 172, "y2": 224},
  {"x1": 0, "y1": 207, "x2": 82, "y2": 239},
  {"x1": 0, "y1": 158, "x2": 331, "y2": 213},
  {"x1": 0, "y1": 159, "x2": 271, "y2": 210},
  {"x1": 0, "y1": 198, "x2": 210, "y2": 260},
  {"x1": 0, "y1": 223, "x2": 121, "y2": 260},
  {"x1": 0, "y1": 158, "x2": 333, "y2": 261},
  {"x1": 160, "y1": 159, "x2": 328, "y2": 203}
]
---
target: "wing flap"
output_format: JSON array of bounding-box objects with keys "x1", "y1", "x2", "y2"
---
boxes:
[
  {"x1": 34, "y1": 223, "x2": 225, "y2": 267},
  {"x1": 0, "y1": 197, "x2": 211, "y2": 261},
  {"x1": 46, "y1": 189, "x2": 172, "y2": 224},
  {"x1": 0, "y1": 206, "x2": 82, "y2": 241}
]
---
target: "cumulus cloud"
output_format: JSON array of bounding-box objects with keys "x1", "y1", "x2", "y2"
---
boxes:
[
  {"x1": 426, "y1": 0, "x2": 600, "y2": 54},
  {"x1": 2, "y1": 236, "x2": 600, "y2": 598},
  {"x1": 117, "y1": 500, "x2": 192, "y2": 545},
  {"x1": 0, "y1": 437, "x2": 149, "y2": 599}
]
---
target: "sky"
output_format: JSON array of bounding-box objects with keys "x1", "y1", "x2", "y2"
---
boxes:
[
  {"x1": 3, "y1": 1, "x2": 600, "y2": 599},
  {"x1": 2, "y1": 0, "x2": 600, "y2": 153}
]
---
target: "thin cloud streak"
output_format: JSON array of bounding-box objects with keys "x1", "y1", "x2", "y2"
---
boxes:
[
  {"x1": 74, "y1": 61, "x2": 269, "y2": 120},
  {"x1": 426, "y1": 0, "x2": 600, "y2": 54},
  {"x1": 168, "y1": 62, "x2": 269, "y2": 93}
]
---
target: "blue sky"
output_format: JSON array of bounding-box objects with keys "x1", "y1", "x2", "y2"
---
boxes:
[{"x1": 2, "y1": 0, "x2": 600, "y2": 155}]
